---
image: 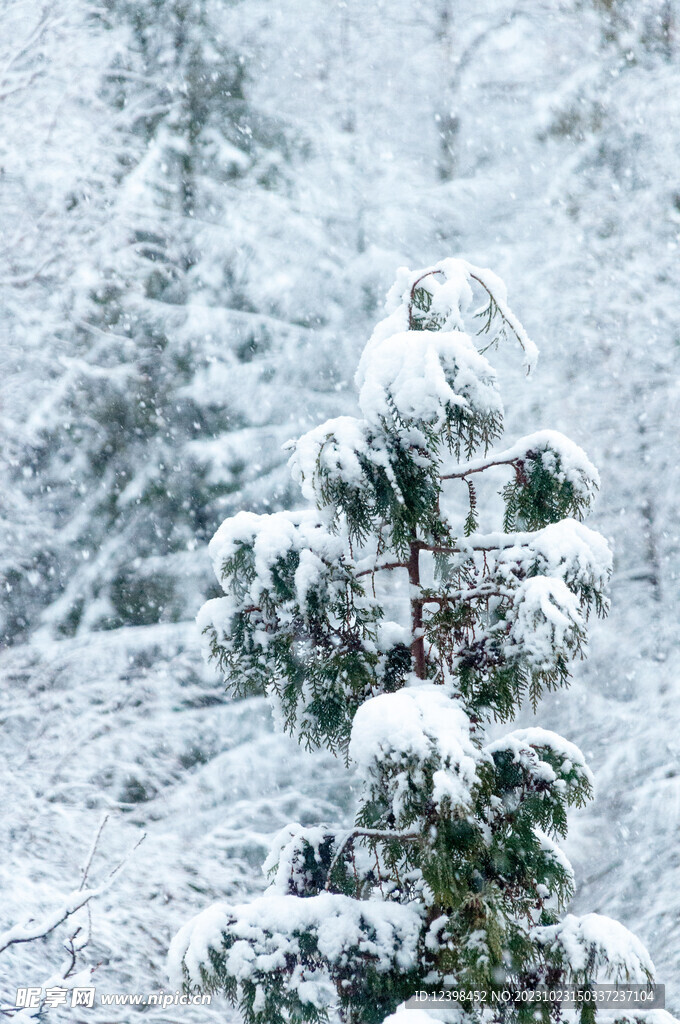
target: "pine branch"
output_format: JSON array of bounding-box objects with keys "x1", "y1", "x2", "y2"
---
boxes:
[
  {"x1": 407, "y1": 269, "x2": 444, "y2": 329},
  {"x1": 421, "y1": 529, "x2": 549, "y2": 555},
  {"x1": 354, "y1": 560, "x2": 408, "y2": 579},
  {"x1": 441, "y1": 456, "x2": 519, "y2": 481},
  {"x1": 324, "y1": 828, "x2": 420, "y2": 890},
  {"x1": 467, "y1": 269, "x2": 537, "y2": 369}
]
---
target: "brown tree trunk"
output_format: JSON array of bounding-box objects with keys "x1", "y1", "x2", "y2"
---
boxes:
[{"x1": 408, "y1": 540, "x2": 426, "y2": 679}]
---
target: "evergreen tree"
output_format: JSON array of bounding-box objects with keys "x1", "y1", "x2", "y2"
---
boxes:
[
  {"x1": 171, "y1": 258, "x2": 657, "y2": 1023},
  {"x1": 4, "y1": 0, "x2": 339, "y2": 641},
  {"x1": 0, "y1": 2, "x2": 123, "y2": 645}
]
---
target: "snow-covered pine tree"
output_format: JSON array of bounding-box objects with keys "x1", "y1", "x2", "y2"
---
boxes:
[
  {"x1": 0, "y1": 4, "x2": 125, "y2": 645},
  {"x1": 4, "y1": 0, "x2": 341, "y2": 642},
  {"x1": 171, "y1": 259, "x2": 656, "y2": 1024}
]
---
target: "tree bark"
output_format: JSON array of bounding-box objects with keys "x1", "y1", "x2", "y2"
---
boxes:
[{"x1": 408, "y1": 540, "x2": 426, "y2": 679}]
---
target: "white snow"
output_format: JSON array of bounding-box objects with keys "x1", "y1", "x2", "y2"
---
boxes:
[
  {"x1": 507, "y1": 575, "x2": 584, "y2": 668},
  {"x1": 533, "y1": 913, "x2": 655, "y2": 984},
  {"x1": 287, "y1": 415, "x2": 370, "y2": 505},
  {"x1": 365, "y1": 257, "x2": 533, "y2": 373},
  {"x1": 209, "y1": 509, "x2": 341, "y2": 588},
  {"x1": 533, "y1": 827, "x2": 575, "y2": 883},
  {"x1": 168, "y1": 892, "x2": 423, "y2": 990},
  {"x1": 204, "y1": 509, "x2": 351, "y2": 640},
  {"x1": 262, "y1": 822, "x2": 336, "y2": 894},
  {"x1": 357, "y1": 328, "x2": 502, "y2": 435},
  {"x1": 461, "y1": 519, "x2": 612, "y2": 604},
  {"x1": 486, "y1": 726, "x2": 593, "y2": 792},
  {"x1": 349, "y1": 685, "x2": 481, "y2": 820},
  {"x1": 445, "y1": 429, "x2": 600, "y2": 499},
  {"x1": 525, "y1": 519, "x2": 612, "y2": 593}
]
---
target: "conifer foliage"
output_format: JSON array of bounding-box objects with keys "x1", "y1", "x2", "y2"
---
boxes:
[
  {"x1": 171, "y1": 259, "x2": 655, "y2": 1023},
  {"x1": 5, "y1": 0, "x2": 318, "y2": 641}
]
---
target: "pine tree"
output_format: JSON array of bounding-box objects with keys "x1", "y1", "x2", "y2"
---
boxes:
[
  {"x1": 3, "y1": 0, "x2": 338, "y2": 642},
  {"x1": 0, "y1": 3, "x2": 125, "y2": 645},
  {"x1": 175, "y1": 256, "x2": 656, "y2": 1023}
]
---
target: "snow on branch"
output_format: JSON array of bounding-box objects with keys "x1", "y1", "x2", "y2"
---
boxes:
[
  {"x1": 486, "y1": 727, "x2": 594, "y2": 813},
  {"x1": 168, "y1": 892, "x2": 423, "y2": 1005},
  {"x1": 349, "y1": 685, "x2": 481, "y2": 827},
  {"x1": 0, "y1": 889, "x2": 101, "y2": 956},
  {"x1": 464, "y1": 261, "x2": 538, "y2": 372},
  {"x1": 532, "y1": 913, "x2": 655, "y2": 985},
  {"x1": 441, "y1": 429, "x2": 599, "y2": 491},
  {"x1": 357, "y1": 328, "x2": 503, "y2": 447},
  {"x1": 286, "y1": 415, "x2": 374, "y2": 509},
  {"x1": 486, "y1": 727, "x2": 592, "y2": 783},
  {"x1": 509, "y1": 576, "x2": 585, "y2": 670},
  {"x1": 0, "y1": 817, "x2": 145, "y2": 958},
  {"x1": 207, "y1": 509, "x2": 343, "y2": 590},
  {"x1": 367, "y1": 258, "x2": 536, "y2": 371}
]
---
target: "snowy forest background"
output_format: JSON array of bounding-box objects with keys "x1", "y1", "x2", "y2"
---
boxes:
[{"x1": 0, "y1": 0, "x2": 678, "y2": 1018}]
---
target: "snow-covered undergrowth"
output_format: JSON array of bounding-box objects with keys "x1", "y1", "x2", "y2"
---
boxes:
[{"x1": 0, "y1": 625, "x2": 347, "y2": 1020}]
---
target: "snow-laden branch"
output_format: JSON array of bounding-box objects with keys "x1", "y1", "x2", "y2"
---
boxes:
[
  {"x1": 416, "y1": 584, "x2": 513, "y2": 605},
  {"x1": 464, "y1": 262, "x2": 539, "y2": 372},
  {"x1": 0, "y1": 888, "x2": 102, "y2": 955},
  {"x1": 404, "y1": 261, "x2": 537, "y2": 370},
  {"x1": 441, "y1": 456, "x2": 518, "y2": 481},
  {"x1": 0, "y1": 822, "x2": 145, "y2": 956},
  {"x1": 440, "y1": 429, "x2": 599, "y2": 487},
  {"x1": 420, "y1": 531, "x2": 535, "y2": 554}
]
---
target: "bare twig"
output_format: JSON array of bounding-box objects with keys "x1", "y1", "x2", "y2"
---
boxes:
[
  {"x1": 0, "y1": 887, "x2": 104, "y2": 955},
  {"x1": 79, "y1": 814, "x2": 109, "y2": 890}
]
